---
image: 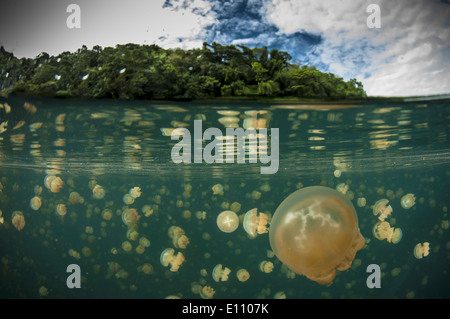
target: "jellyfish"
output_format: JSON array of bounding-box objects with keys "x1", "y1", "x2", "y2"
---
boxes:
[
  {"x1": 44, "y1": 175, "x2": 63, "y2": 193},
  {"x1": 30, "y1": 196, "x2": 42, "y2": 211},
  {"x1": 92, "y1": 184, "x2": 106, "y2": 199},
  {"x1": 200, "y1": 286, "x2": 215, "y2": 299},
  {"x1": 142, "y1": 205, "x2": 153, "y2": 217},
  {"x1": 259, "y1": 261, "x2": 274, "y2": 273},
  {"x1": 160, "y1": 248, "x2": 185, "y2": 272},
  {"x1": 372, "y1": 221, "x2": 402, "y2": 244},
  {"x1": 236, "y1": 269, "x2": 250, "y2": 282},
  {"x1": 357, "y1": 197, "x2": 366, "y2": 208},
  {"x1": 216, "y1": 210, "x2": 239, "y2": 233},
  {"x1": 129, "y1": 187, "x2": 142, "y2": 199},
  {"x1": 269, "y1": 186, "x2": 365, "y2": 285},
  {"x1": 123, "y1": 194, "x2": 134, "y2": 205},
  {"x1": 69, "y1": 192, "x2": 81, "y2": 204},
  {"x1": 122, "y1": 241, "x2": 132, "y2": 252},
  {"x1": 126, "y1": 228, "x2": 139, "y2": 241},
  {"x1": 135, "y1": 245, "x2": 145, "y2": 254},
  {"x1": 141, "y1": 263, "x2": 153, "y2": 275},
  {"x1": 212, "y1": 184, "x2": 224, "y2": 195},
  {"x1": 38, "y1": 286, "x2": 49, "y2": 298},
  {"x1": 139, "y1": 236, "x2": 150, "y2": 247},
  {"x1": 336, "y1": 183, "x2": 348, "y2": 195},
  {"x1": 243, "y1": 208, "x2": 269, "y2": 238},
  {"x1": 11, "y1": 211, "x2": 25, "y2": 231},
  {"x1": 414, "y1": 242, "x2": 430, "y2": 259},
  {"x1": 102, "y1": 209, "x2": 113, "y2": 221},
  {"x1": 121, "y1": 208, "x2": 140, "y2": 227},
  {"x1": 401, "y1": 193, "x2": 415, "y2": 209},
  {"x1": 168, "y1": 226, "x2": 190, "y2": 249},
  {"x1": 372, "y1": 199, "x2": 393, "y2": 221},
  {"x1": 56, "y1": 204, "x2": 67, "y2": 216},
  {"x1": 274, "y1": 291, "x2": 286, "y2": 299},
  {"x1": 212, "y1": 264, "x2": 231, "y2": 282}
]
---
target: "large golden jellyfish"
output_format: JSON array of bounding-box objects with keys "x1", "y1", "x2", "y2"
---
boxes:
[
  {"x1": 12, "y1": 211, "x2": 26, "y2": 231},
  {"x1": 269, "y1": 186, "x2": 365, "y2": 285}
]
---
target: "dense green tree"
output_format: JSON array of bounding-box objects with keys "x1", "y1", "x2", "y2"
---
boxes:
[{"x1": 0, "y1": 43, "x2": 367, "y2": 100}]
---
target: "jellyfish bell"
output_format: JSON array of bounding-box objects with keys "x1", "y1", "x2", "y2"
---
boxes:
[
  {"x1": 216, "y1": 210, "x2": 239, "y2": 233},
  {"x1": 401, "y1": 193, "x2": 415, "y2": 209},
  {"x1": 269, "y1": 186, "x2": 365, "y2": 285},
  {"x1": 243, "y1": 208, "x2": 269, "y2": 238},
  {"x1": 12, "y1": 211, "x2": 26, "y2": 231}
]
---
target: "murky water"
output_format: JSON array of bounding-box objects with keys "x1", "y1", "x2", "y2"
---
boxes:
[{"x1": 0, "y1": 95, "x2": 449, "y2": 298}]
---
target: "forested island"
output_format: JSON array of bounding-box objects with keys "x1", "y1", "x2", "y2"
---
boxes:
[{"x1": 0, "y1": 43, "x2": 366, "y2": 100}]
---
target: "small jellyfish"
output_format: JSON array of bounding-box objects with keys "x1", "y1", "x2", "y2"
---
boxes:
[
  {"x1": 160, "y1": 248, "x2": 185, "y2": 272},
  {"x1": 216, "y1": 210, "x2": 239, "y2": 233},
  {"x1": 200, "y1": 286, "x2": 215, "y2": 299},
  {"x1": 11, "y1": 211, "x2": 25, "y2": 231},
  {"x1": 102, "y1": 209, "x2": 113, "y2": 221},
  {"x1": 168, "y1": 226, "x2": 190, "y2": 249},
  {"x1": 126, "y1": 228, "x2": 139, "y2": 241},
  {"x1": 414, "y1": 242, "x2": 430, "y2": 259},
  {"x1": 372, "y1": 199, "x2": 393, "y2": 221},
  {"x1": 123, "y1": 193, "x2": 134, "y2": 205},
  {"x1": 30, "y1": 196, "x2": 42, "y2": 211},
  {"x1": 401, "y1": 193, "x2": 415, "y2": 209},
  {"x1": 38, "y1": 286, "x2": 49, "y2": 298},
  {"x1": 44, "y1": 175, "x2": 63, "y2": 193},
  {"x1": 141, "y1": 263, "x2": 153, "y2": 275},
  {"x1": 92, "y1": 184, "x2": 106, "y2": 199},
  {"x1": 139, "y1": 237, "x2": 150, "y2": 247},
  {"x1": 56, "y1": 204, "x2": 67, "y2": 216},
  {"x1": 136, "y1": 245, "x2": 145, "y2": 254},
  {"x1": 122, "y1": 241, "x2": 132, "y2": 252},
  {"x1": 121, "y1": 208, "x2": 140, "y2": 227},
  {"x1": 372, "y1": 221, "x2": 402, "y2": 244},
  {"x1": 259, "y1": 261, "x2": 274, "y2": 273},
  {"x1": 129, "y1": 187, "x2": 142, "y2": 199},
  {"x1": 69, "y1": 192, "x2": 81, "y2": 204},
  {"x1": 243, "y1": 208, "x2": 269, "y2": 238},
  {"x1": 269, "y1": 186, "x2": 365, "y2": 285},
  {"x1": 212, "y1": 264, "x2": 231, "y2": 282},
  {"x1": 336, "y1": 183, "x2": 348, "y2": 195},
  {"x1": 357, "y1": 197, "x2": 366, "y2": 208},
  {"x1": 212, "y1": 184, "x2": 224, "y2": 195},
  {"x1": 274, "y1": 291, "x2": 286, "y2": 299},
  {"x1": 142, "y1": 205, "x2": 153, "y2": 217},
  {"x1": 236, "y1": 269, "x2": 250, "y2": 282}
]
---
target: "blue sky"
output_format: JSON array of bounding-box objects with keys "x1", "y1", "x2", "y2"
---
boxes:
[{"x1": 0, "y1": 0, "x2": 449, "y2": 96}]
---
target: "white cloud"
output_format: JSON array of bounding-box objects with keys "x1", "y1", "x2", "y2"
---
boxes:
[{"x1": 265, "y1": 0, "x2": 450, "y2": 96}]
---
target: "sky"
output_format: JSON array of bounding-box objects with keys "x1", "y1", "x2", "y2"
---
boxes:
[{"x1": 0, "y1": 0, "x2": 449, "y2": 97}]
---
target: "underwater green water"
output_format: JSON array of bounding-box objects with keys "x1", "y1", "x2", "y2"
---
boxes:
[{"x1": 0, "y1": 96, "x2": 449, "y2": 298}]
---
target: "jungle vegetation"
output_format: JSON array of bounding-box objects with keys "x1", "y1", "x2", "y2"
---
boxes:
[{"x1": 0, "y1": 43, "x2": 366, "y2": 100}]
